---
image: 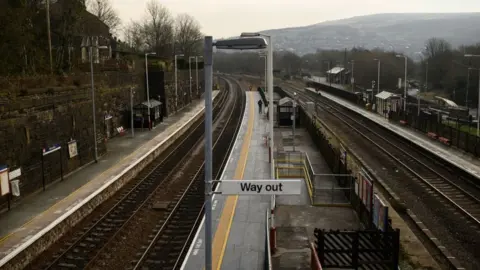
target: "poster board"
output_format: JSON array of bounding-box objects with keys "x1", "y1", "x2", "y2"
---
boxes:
[
  {"x1": 378, "y1": 201, "x2": 389, "y2": 231},
  {"x1": 68, "y1": 140, "x2": 78, "y2": 158},
  {"x1": 372, "y1": 194, "x2": 389, "y2": 231},
  {"x1": 359, "y1": 169, "x2": 373, "y2": 211},
  {"x1": 372, "y1": 194, "x2": 381, "y2": 228},
  {"x1": 0, "y1": 167, "x2": 10, "y2": 196}
]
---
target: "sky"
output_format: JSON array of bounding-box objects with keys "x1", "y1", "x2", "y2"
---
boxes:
[{"x1": 114, "y1": 0, "x2": 480, "y2": 38}]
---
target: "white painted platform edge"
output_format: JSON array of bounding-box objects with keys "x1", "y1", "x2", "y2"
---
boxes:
[
  {"x1": 0, "y1": 95, "x2": 218, "y2": 267},
  {"x1": 318, "y1": 89, "x2": 480, "y2": 179},
  {"x1": 180, "y1": 93, "x2": 250, "y2": 270}
]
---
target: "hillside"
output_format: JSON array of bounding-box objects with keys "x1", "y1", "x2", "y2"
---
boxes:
[{"x1": 260, "y1": 13, "x2": 480, "y2": 56}]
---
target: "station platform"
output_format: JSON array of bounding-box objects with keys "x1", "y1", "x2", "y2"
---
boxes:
[
  {"x1": 317, "y1": 89, "x2": 480, "y2": 180},
  {"x1": 273, "y1": 127, "x2": 361, "y2": 269},
  {"x1": 182, "y1": 91, "x2": 271, "y2": 270},
  {"x1": 182, "y1": 91, "x2": 363, "y2": 269},
  {"x1": 0, "y1": 92, "x2": 219, "y2": 268}
]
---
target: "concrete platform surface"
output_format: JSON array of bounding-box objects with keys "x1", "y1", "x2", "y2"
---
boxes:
[
  {"x1": 182, "y1": 91, "x2": 271, "y2": 270},
  {"x1": 0, "y1": 92, "x2": 219, "y2": 267},
  {"x1": 318, "y1": 89, "x2": 480, "y2": 180},
  {"x1": 273, "y1": 205, "x2": 361, "y2": 270},
  {"x1": 275, "y1": 127, "x2": 348, "y2": 205}
]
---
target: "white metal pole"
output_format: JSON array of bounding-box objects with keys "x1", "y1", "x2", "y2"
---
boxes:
[
  {"x1": 351, "y1": 61, "x2": 354, "y2": 90},
  {"x1": 293, "y1": 93, "x2": 296, "y2": 152},
  {"x1": 426, "y1": 62, "x2": 428, "y2": 91},
  {"x1": 204, "y1": 36, "x2": 213, "y2": 270},
  {"x1": 196, "y1": 56, "x2": 199, "y2": 96},
  {"x1": 145, "y1": 53, "x2": 151, "y2": 130},
  {"x1": 189, "y1": 57, "x2": 192, "y2": 101},
  {"x1": 404, "y1": 56, "x2": 407, "y2": 112},
  {"x1": 377, "y1": 60, "x2": 380, "y2": 95},
  {"x1": 267, "y1": 36, "x2": 274, "y2": 176},
  {"x1": 477, "y1": 69, "x2": 480, "y2": 137},
  {"x1": 328, "y1": 62, "x2": 331, "y2": 86},
  {"x1": 264, "y1": 56, "x2": 267, "y2": 93},
  {"x1": 418, "y1": 90, "x2": 420, "y2": 116},
  {"x1": 466, "y1": 68, "x2": 470, "y2": 108},
  {"x1": 90, "y1": 43, "x2": 98, "y2": 162},
  {"x1": 131, "y1": 87, "x2": 134, "y2": 137},
  {"x1": 46, "y1": 0, "x2": 53, "y2": 73},
  {"x1": 175, "y1": 55, "x2": 178, "y2": 109}
]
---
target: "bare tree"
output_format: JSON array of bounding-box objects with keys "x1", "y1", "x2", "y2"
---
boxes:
[
  {"x1": 87, "y1": 0, "x2": 121, "y2": 34},
  {"x1": 141, "y1": 0, "x2": 174, "y2": 58},
  {"x1": 174, "y1": 13, "x2": 202, "y2": 58},
  {"x1": 123, "y1": 21, "x2": 144, "y2": 52},
  {"x1": 424, "y1": 37, "x2": 452, "y2": 58}
]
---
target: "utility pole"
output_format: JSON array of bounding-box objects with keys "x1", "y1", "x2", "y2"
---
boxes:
[{"x1": 46, "y1": 0, "x2": 53, "y2": 73}]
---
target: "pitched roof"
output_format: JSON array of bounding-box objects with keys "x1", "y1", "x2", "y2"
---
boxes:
[
  {"x1": 375, "y1": 91, "x2": 399, "y2": 100},
  {"x1": 326, "y1": 67, "x2": 345, "y2": 75}
]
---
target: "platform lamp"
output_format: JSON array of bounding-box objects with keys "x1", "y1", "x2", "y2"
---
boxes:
[
  {"x1": 189, "y1": 56, "x2": 196, "y2": 100},
  {"x1": 464, "y1": 54, "x2": 480, "y2": 136},
  {"x1": 259, "y1": 52, "x2": 267, "y2": 94},
  {"x1": 145, "y1": 52, "x2": 156, "y2": 130},
  {"x1": 373, "y1": 59, "x2": 381, "y2": 95},
  {"x1": 89, "y1": 37, "x2": 108, "y2": 162},
  {"x1": 240, "y1": 32, "x2": 274, "y2": 182},
  {"x1": 396, "y1": 54, "x2": 408, "y2": 112},
  {"x1": 175, "y1": 54, "x2": 184, "y2": 109},
  {"x1": 195, "y1": 56, "x2": 203, "y2": 96},
  {"x1": 203, "y1": 36, "x2": 268, "y2": 270},
  {"x1": 323, "y1": 60, "x2": 331, "y2": 86}
]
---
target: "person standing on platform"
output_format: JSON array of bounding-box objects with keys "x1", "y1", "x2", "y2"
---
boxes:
[{"x1": 258, "y1": 99, "x2": 263, "y2": 113}]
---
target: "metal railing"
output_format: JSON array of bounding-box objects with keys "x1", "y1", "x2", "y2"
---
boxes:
[
  {"x1": 264, "y1": 210, "x2": 273, "y2": 270},
  {"x1": 275, "y1": 150, "x2": 353, "y2": 206}
]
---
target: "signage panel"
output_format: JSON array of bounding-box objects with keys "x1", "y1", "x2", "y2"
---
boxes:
[
  {"x1": 219, "y1": 179, "x2": 302, "y2": 195},
  {"x1": 43, "y1": 144, "x2": 61, "y2": 156}
]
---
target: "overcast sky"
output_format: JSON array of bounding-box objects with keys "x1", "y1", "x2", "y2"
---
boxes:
[{"x1": 115, "y1": 0, "x2": 480, "y2": 38}]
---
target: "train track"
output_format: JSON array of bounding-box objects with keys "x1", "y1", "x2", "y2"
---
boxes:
[
  {"x1": 130, "y1": 77, "x2": 245, "y2": 270},
  {"x1": 280, "y1": 82, "x2": 480, "y2": 269},
  {"x1": 26, "y1": 86, "x2": 234, "y2": 269}
]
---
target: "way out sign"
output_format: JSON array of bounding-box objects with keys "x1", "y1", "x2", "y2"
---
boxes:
[{"x1": 219, "y1": 179, "x2": 302, "y2": 195}]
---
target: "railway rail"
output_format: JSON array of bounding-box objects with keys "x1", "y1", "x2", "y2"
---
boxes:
[
  {"x1": 281, "y1": 81, "x2": 480, "y2": 269},
  {"x1": 130, "y1": 77, "x2": 245, "y2": 270},
  {"x1": 26, "y1": 77, "x2": 244, "y2": 269}
]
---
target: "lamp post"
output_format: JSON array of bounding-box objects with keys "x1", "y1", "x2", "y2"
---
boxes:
[
  {"x1": 204, "y1": 35, "x2": 268, "y2": 270},
  {"x1": 350, "y1": 60, "x2": 354, "y2": 91},
  {"x1": 396, "y1": 54, "x2": 408, "y2": 112},
  {"x1": 259, "y1": 53, "x2": 267, "y2": 94},
  {"x1": 89, "y1": 38, "x2": 108, "y2": 163},
  {"x1": 145, "y1": 52, "x2": 156, "y2": 130},
  {"x1": 46, "y1": 0, "x2": 53, "y2": 73},
  {"x1": 425, "y1": 61, "x2": 429, "y2": 92},
  {"x1": 241, "y1": 32, "x2": 274, "y2": 185},
  {"x1": 195, "y1": 56, "x2": 202, "y2": 96},
  {"x1": 175, "y1": 54, "x2": 184, "y2": 109},
  {"x1": 464, "y1": 54, "x2": 480, "y2": 136},
  {"x1": 189, "y1": 56, "x2": 196, "y2": 101},
  {"x1": 324, "y1": 60, "x2": 331, "y2": 86},
  {"x1": 467, "y1": 67, "x2": 473, "y2": 109},
  {"x1": 130, "y1": 87, "x2": 135, "y2": 138},
  {"x1": 373, "y1": 59, "x2": 381, "y2": 95},
  {"x1": 293, "y1": 92, "x2": 297, "y2": 152}
]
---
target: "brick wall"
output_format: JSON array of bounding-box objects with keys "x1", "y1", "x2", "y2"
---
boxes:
[{"x1": 0, "y1": 72, "x2": 142, "y2": 207}]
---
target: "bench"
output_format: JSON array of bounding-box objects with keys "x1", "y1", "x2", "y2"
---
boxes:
[
  {"x1": 399, "y1": 120, "x2": 407, "y2": 125},
  {"x1": 427, "y1": 132, "x2": 437, "y2": 139},
  {"x1": 438, "y1": 137, "x2": 451, "y2": 146}
]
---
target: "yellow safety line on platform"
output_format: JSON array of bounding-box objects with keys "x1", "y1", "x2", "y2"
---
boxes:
[
  {"x1": 0, "y1": 105, "x2": 205, "y2": 244},
  {"x1": 0, "y1": 147, "x2": 141, "y2": 245},
  {"x1": 209, "y1": 92, "x2": 255, "y2": 270}
]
